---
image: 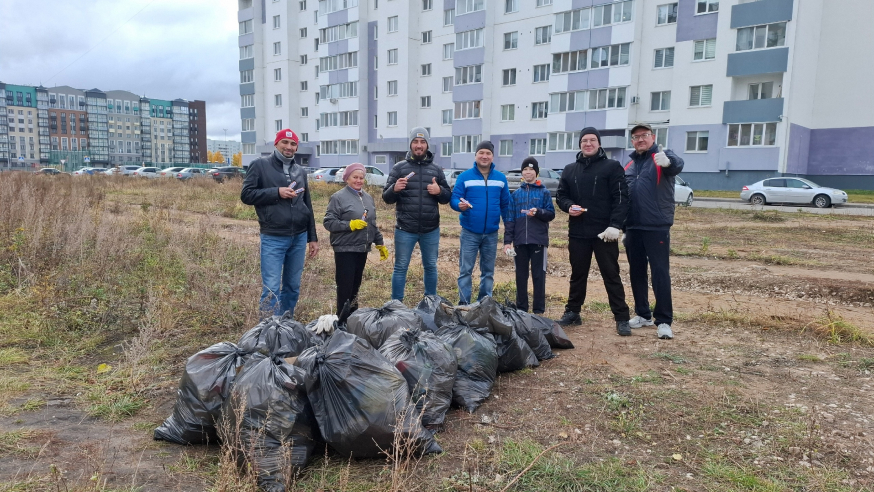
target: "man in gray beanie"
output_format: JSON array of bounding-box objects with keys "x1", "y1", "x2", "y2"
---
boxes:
[{"x1": 382, "y1": 127, "x2": 452, "y2": 301}]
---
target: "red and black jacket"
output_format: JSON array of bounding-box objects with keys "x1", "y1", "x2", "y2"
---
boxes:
[{"x1": 623, "y1": 144, "x2": 684, "y2": 230}]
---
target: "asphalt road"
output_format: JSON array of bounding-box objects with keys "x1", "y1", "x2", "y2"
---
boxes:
[{"x1": 690, "y1": 197, "x2": 874, "y2": 216}]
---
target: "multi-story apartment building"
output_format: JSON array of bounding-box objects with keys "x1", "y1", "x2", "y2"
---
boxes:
[
  {"x1": 0, "y1": 82, "x2": 10, "y2": 168},
  {"x1": 239, "y1": 0, "x2": 874, "y2": 190},
  {"x1": 4, "y1": 84, "x2": 47, "y2": 166},
  {"x1": 48, "y1": 87, "x2": 89, "y2": 164},
  {"x1": 207, "y1": 138, "x2": 242, "y2": 156},
  {"x1": 189, "y1": 100, "x2": 207, "y2": 163}
]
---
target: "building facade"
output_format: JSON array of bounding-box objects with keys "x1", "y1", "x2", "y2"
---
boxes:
[
  {"x1": 238, "y1": 0, "x2": 874, "y2": 189},
  {"x1": 207, "y1": 138, "x2": 242, "y2": 156},
  {"x1": 189, "y1": 100, "x2": 207, "y2": 163}
]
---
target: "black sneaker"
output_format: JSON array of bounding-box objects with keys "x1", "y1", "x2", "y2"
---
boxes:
[
  {"x1": 557, "y1": 310, "x2": 582, "y2": 326},
  {"x1": 616, "y1": 320, "x2": 631, "y2": 336}
]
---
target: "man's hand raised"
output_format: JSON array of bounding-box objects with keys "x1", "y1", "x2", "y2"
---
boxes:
[{"x1": 427, "y1": 177, "x2": 440, "y2": 195}]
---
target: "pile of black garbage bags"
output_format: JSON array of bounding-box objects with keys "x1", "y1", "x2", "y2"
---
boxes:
[{"x1": 153, "y1": 296, "x2": 574, "y2": 491}]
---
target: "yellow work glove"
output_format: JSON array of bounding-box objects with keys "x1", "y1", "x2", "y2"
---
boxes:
[
  {"x1": 349, "y1": 219, "x2": 368, "y2": 231},
  {"x1": 376, "y1": 245, "x2": 389, "y2": 261}
]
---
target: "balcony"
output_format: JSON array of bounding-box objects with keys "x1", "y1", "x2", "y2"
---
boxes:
[
  {"x1": 726, "y1": 48, "x2": 789, "y2": 77},
  {"x1": 731, "y1": 0, "x2": 793, "y2": 29}
]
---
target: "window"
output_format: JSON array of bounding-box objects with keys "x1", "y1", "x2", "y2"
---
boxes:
[
  {"x1": 697, "y1": 0, "x2": 718, "y2": 14},
  {"x1": 272, "y1": 15, "x2": 281, "y2": 29},
  {"x1": 423, "y1": 0, "x2": 432, "y2": 10},
  {"x1": 548, "y1": 131, "x2": 581, "y2": 151},
  {"x1": 422, "y1": 30, "x2": 432, "y2": 43},
  {"x1": 444, "y1": 8, "x2": 455, "y2": 26},
  {"x1": 301, "y1": 107, "x2": 309, "y2": 117},
  {"x1": 531, "y1": 101, "x2": 548, "y2": 119},
  {"x1": 748, "y1": 82, "x2": 773, "y2": 100},
  {"x1": 453, "y1": 135, "x2": 481, "y2": 153},
  {"x1": 241, "y1": 94, "x2": 255, "y2": 107},
  {"x1": 315, "y1": 38, "x2": 320, "y2": 51},
  {"x1": 301, "y1": 133, "x2": 309, "y2": 142},
  {"x1": 502, "y1": 69, "x2": 517, "y2": 86},
  {"x1": 320, "y1": 81, "x2": 359, "y2": 99},
  {"x1": 319, "y1": 0, "x2": 359, "y2": 15},
  {"x1": 442, "y1": 76, "x2": 453, "y2": 92},
  {"x1": 242, "y1": 118, "x2": 255, "y2": 131},
  {"x1": 421, "y1": 96, "x2": 431, "y2": 108},
  {"x1": 554, "y1": 7, "x2": 591, "y2": 34},
  {"x1": 274, "y1": 68, "x2": 282, "y2": 81},
  {"x1": 320, "y1": 139, "x2": 359, "y2": 154},
  {"x1": 728, "y1": 123, "x2": 777, "y2": 147},
  {"x1": 301, "y1": 55, "x2": 308, "y2": 65},
  {"x1": 651, "y1": 91, "x2": 670, "y2": 111},
  {"x1": 374, "y1": 86, "x2": 378, "y2": 99},
  {"x1": 530, "y1": 138, "x2": 546, "y2": 155},
  {"x1": 275, "y1": 94, "x2": 283, "y2": 107},
  {"x1": 591, "y1": 43, "x2": 630, "y2": 68},
  {"x1": 499, "y1": 140, "x2": 513, "y2": 156},
  {"x1": 552, "y1": 49, "x2": 588, "y2": 73},
  {"x1": 301, "y1": 81, "x2": 308, "y2": 91},
  {"x1": 656, "y1": 3, "x2": 678, "y2": 25},
  {"x1": 442, "y1": 109, "x2": 453, "y2": 124},
  {"x1": 505, "y1": 0, "x2": 518, "y2": 14},
  {"x1": 456, "y1": 28, "x2": 484, "y2": 50},
  {"x1": 388, "y1": 48, "x2": 398, "y2": 64},
  {"x1": 387, "y1": 111, "x2": 398, "y2": 126},
  {"x1": 240, "y1": 45, "x2": 254, "y2": 59},
  {"x1": 454, "y1": 100, "x2": 482, "y2": 119},
  {"x1": 532, "y1": 64, "x2": 551, "y2": 83},
  {"x1": 240, "y1": 19, "x2": 253, "y2": 35},
  {"x1": 593, "y1": 0, "x2": 633, "y2": 27},
  {"x1": 501, "y1": 104, "x2": 515, "y2": 121},
  {"x1": 275, "y1": 119, "x2": 283, "y2": 132},
  {"x1": 588, "y1": 87, "x2": 627, "y2": 109},
  {"x1": 504, "y1": 31, "x2": 518, "y2": 50},
  {"x1": 686, "y1": 131, "x2": 709, "y2": 152},
  {"x1": 319, "y1": 51, "x2": 359, "y2": 71},
  {"x1": 300, "y1": 28, "x2": 308, "y2": 38},
  {"x1": 654, "y1": 47, "x2": 674, "y2": 68},
  {"x1": 374, "y1": 115, "x2": 378, "y2": 128},
  {"x1": 387, "y1": 80, "x2": 398, "y2": 96},
  {"x1": 388, "y1": 16, "x2": 398, "y2": 32},
  {"x1": 443, "y1": 43, "x2": 454, "y2": 59},
  {"x1": 456, "y1": 0, "x2": 484, "y2": 15},
  {"x1": 455, "y1": 64, "x2": 483, "y2": 85},
  {"x1": 537, "y1": 0, "x2": 552, "y2": 5},
  {"x1": 736, "y1": 22, "x2": 786, "y2": 51},
  {"x1": 535, "y1": 26, "x2": 552, "y2": 45},
  {"x1": 422, "y1": 63, "x2": 432, "y2": 76},
  {"x1": 441, "y1": 141, "x2": 453, "y2": 155},
  {"x1": 273, "y1": 42, "x2": 282, "y2": 55},
  {"x1": 549, "y1": 90, "x2": 585, "y2": 113},
  {"x1": 320, "y1": 21, "x2": 359, "y2": 43},
  {"x1": 300, "y1": 0, "x2": 307, "y2": 10},
  {"x1": 693, "y1": 38, "x2": 716, "y2": 61},
  {"x1": 241, "y1": 69, "x2": 254, "y2": 83},
  {"x1": 689, "y1": 85, "x2": 713, "y2": 107}
]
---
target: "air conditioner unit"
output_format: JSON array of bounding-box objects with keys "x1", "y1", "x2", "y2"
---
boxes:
[
  {"x1": 630, "y1": 96, "x2": 639, "y2": 104},
  {"x1": 329, "y1": 98, "x2": 338, "y2": 103}
]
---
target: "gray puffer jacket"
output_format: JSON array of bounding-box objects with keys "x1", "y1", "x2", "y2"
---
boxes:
[{"x1": 323, "y1": 186, "x2": 384, "y2": 252}]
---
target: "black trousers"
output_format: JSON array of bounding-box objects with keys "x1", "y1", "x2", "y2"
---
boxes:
[
  {"x1": 334, "y1": 251, "x2": 368, "y2": 319},
  {"x1": 566, "y1": 237, "x2": 630, "y2": 321},
  {"x1": 514, "y1": 244, "x2": 547, "y2": 314},
  {"x1": 624, "y1": 229, "x2": 673, "y2": 325}
]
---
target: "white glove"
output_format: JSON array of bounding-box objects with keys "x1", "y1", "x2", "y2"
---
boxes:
[
  {"x1": 310, "y1": 314, "x2": 338, "y2": 335},
  {"x1": 597, "y1": 227, "x2": 622, "y2": 242},
  {"x1": 654, "y1": 151, "x2": 671, "y2": 168},
  {"x1": 505, "y1": 246, "x2": 516, "y2": 257}
]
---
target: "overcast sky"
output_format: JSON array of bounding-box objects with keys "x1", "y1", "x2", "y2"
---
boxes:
[{"x1": 0, "y1": 0, "x2": 241, "y2": 141}]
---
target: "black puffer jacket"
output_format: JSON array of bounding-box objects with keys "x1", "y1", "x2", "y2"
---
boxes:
[
  {"x1": 624, "y1": 144, "x2": 684, "y2": 230},
  {"x1": 556, "y1": 148, "x2": 628, "y2": 239},
  {"x1": 382, "y1": 151, "x2": 451, "y2": 233},
  {"x1": 240, "y1": 153, "x2": 317, "y2": 241}
]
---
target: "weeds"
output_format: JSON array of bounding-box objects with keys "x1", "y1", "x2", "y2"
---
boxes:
[{"x1": 804, "y1": 310, "x2": 874, "y2": 346}]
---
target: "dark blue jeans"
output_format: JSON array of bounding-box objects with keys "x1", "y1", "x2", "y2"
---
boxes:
[
  {"x1": 458, "y1": 229, "x2": 498, "y2": 304},
  {"x1": 391, "y1": 228, "x2": 440, "y2": 301},
  {"x1": 624, "y1": 228, "x2": 673, "y2": 325},
  {"x1": 259, "y1": 232, "x2": 308, "y2": 317}
]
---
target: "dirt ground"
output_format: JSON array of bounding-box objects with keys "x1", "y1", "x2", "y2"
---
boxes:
[{"x1": 2, "y1": 194, "x2": 873, "y2": 491}]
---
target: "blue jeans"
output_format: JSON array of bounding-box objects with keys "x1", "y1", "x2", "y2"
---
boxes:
[
  {"x1": 458, "y1": 229, "x2": 498, "y2": 304},
  {"x1": 259, "y1": 232, "x2": 308, "y2": 317},
  {"x1": 392, "y1": 228, "x2": 440, "y2": 301}
]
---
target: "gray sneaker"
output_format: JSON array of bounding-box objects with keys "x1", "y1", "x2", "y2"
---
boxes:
[
  {"x1": 657, "y1": 323, "x2": 674, "y2": 340},
  {"x1": 616, "y1": 320, "x2": 631, "y2": 336},
  {"x1": 629, "y1": 315, "x2": 654, "y2": 329}
]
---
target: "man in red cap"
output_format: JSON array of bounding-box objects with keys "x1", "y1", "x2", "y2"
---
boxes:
[{"x1": 241, "y1": 129, "x2": 319, "y2": 318}]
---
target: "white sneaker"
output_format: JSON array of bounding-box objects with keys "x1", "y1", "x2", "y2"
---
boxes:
[
  {"x1": 657, "y1": 324, "x2": 674, "y2": 340},
  {"x1": 628, "y1": 316, "x2": 654, "y2": 329}
]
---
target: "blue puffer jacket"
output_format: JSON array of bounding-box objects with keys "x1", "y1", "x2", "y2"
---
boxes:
[
  {"x1": 450, "y1": 163, "x2": 511, "y2": 234},
  {"x1": 504, "y1": 181, "x2": 555, "y2": 246},
  {"x1": 624, "y1": 144, "x2": 685, "y2": 230}
]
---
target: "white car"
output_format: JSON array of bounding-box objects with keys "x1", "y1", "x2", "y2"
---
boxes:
[
  {"x1": 674, "y1": 176, "x2": 693, "y2": 206},
  {"x1": 740, "y1": 177, "x2": 848, "y2": 208},
  {"x1": 159, "y1": 167, "x2": 185, "y2": 178},
  {"x1": 333, "y1": 166, "x2": 388, "y2": 186},
  {"x1": 132, "y1": 166, "x2": 160, "y2": 178},
  {"x1": 311, "y1": 168, "x2": 342, "y2": 183}
]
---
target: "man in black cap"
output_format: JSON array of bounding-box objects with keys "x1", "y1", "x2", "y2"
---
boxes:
[
  {"x1": 555, "y1": 127, "x2": 631, "y2": 336},
  {"x1": 624, "y1": 123, "x2": 684, "y2": 340}
]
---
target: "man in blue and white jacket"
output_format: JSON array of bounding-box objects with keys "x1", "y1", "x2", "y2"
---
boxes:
[{"x1": 450, "y1": 141, "x2": 511, "y2": 304}]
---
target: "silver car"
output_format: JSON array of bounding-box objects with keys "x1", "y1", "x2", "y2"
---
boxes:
[
  {"x1": 132, "y1": 166, "x2": 160, "y2": 178},
  {"x1": 741, "y1": 177, "x2": 848, "y2": 208},
  {"x1": 504, "y1": 168, "x2": 561, "y2": 194},
  {"x1": 159, "y1": 167, "x2": 185, "y2": 178},
  {"x1": 443, "y1": 169, "x2": 464, "y2": 190},
  {"x1": 175, "y1": 168, "x2": 208, "y2": 181},
  {"x1": 674, "y1": 176, "x2": 693, "y2": 206}
]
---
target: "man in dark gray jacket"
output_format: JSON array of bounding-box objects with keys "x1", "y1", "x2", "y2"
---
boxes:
[
  {"x1": 240, "y1": 129, "x2": 318, "y2": 318},
  {"x1": 382, "y1": 127, "x2": 451, "y2": 301},
  {"x1": 624, "y1": 123, "x2": 685, "y2": 340}
]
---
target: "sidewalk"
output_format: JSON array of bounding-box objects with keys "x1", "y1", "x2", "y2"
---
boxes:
[{"x1": 694, "y1": 196, "x2": 874, "y2": 210}]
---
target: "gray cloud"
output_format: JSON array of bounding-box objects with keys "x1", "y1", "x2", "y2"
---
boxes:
[{"x1": 0, "y1": 0, "x2": 242, "y2": 140}]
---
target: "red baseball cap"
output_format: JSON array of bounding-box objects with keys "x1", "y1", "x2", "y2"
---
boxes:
[{"x1": 274, "y1": 129, "x2": 299, "y2": 146}]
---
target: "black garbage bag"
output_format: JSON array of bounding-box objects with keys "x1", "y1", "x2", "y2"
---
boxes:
[
  {"x1": 239, "y1": 313, "x2": 317, "y2": 358},
  {"x1": 435, "y1": 296, "x2": 513, "y2": 337},
  {"x1": 218, "y1": 353, "x2": 317, "y2": 492},
  {"x1": 154, "y1": 342, "x2": 245, "y2": 445},
  {"x1": 379, "y1": 328, "x2": 457, "y2": 428},
  {"x1": 501, "y1": 307, "x2": 555, "y2": 361},
  {"x1": 530, "y1": 314, "x2": 575, "y2": 349},
  {"x1": 295, "y1": 330, "x2": 442, "y2": 458},
  {"x1": 346, "y1": 300, "x2": 425, "y2": 349},
  {"x1": 414, "y1": 295, "x2": 454, "y2": 332},
  {"x1": 435, "y1": 320, "x2": 498, "y2": 413},
  {"x1": 494, "y1": 329, "x2": 539, "y2": 373}
]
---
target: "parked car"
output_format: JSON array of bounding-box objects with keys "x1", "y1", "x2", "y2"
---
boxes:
[
  {"x1": 210, "y1": 166, "x2": 246, "y2": 183},
  {"x1": 132, "y1": 166, "x2": 160, "y2": 178},
  {"x1": 552, "y1": 168, "x2": 564, "y2": 178},
  {"x1": 503, "y1": 168, "x2": 561, "y2": 194},
  {"x1": 741, "y1": 177, "x2": 848, "y2": 208},
  {"x1": 72, "y1": 167, "x2": 100, "y2": 176},
  {"x1": 117, "y1": 165, "x2": 142, "y2": 176},
  {"x1": 176, "y1": 168, "x2": 208, "y2": 181},
  {"x1": 311, "y1": 168, "x2": 342, "y2": 183},
  {"x1": 36, "y1": 168, "x2": 63, "y2": 175},
  {"x1": 443, "y1": 169, "x2": 465, "y2": 190},
  {"x1": 332, "y1": 166, "x2": 387, "y2": 186},
  {"x1": 159, "y1": 167, "x2": 185, "y2": 178},
  {"x1": 674, "y1": 176, "x2": 694, "y2": 206}
]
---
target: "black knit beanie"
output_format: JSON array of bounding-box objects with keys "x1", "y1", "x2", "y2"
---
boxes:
[
  {"x1": 475, "y1": 140, "x2": 494, "y2": 154},
  {"x1": 579, "y1": 127, "x2": 601, "y2": 147},
  {"x1": 521, "y1": 157, "x2": 539, "y2": 175}
]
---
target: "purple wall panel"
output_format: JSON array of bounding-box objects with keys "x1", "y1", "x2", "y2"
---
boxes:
[
  {"x1": 786, "y1": 123, "x2": 810, "y2": 174},
  {"x1": 454, "y1": 48, "x2": 485, "y2": 67},
  {"x1": 568, "y1": 30, "x2": 594, "y2": 51},
  {"x1": 571, "y1": 0, "x2": 595, "y2": 8},
  {"x1": 443, "y1": 0, "x2": 456, "y2": 9},
  {"x1": 588, "y1": 26, "x2": 613, "y2": 47},
  {"x1": 327, "y1": 9, "x2": 348, "y2": 27},
  {"x1": 454, "y1": 10, "x2": 486, "y2": 32},
  {"x1": 327, "y1": 40, "x2": 348, "y2": 56},
  {"x1": 808, "y1": 127, "x2": 874, "y2": 175},
  {"x1": 328, "y1": 70, "x2": 349, "y2": 84},
  {"x1": 489, "y1": 132, "x2": 547, "y2": 171},
  {"x1": 452, "y1": 118, "x2": 482, "y2": 135},
  {"x1": 452, "y1": 83, "x2": 483, "y2": 102},
  {"x1": 676, "y1": 0, "x2": 718, "y2": 43}
]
